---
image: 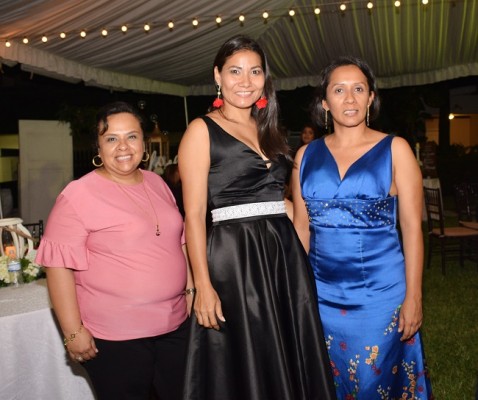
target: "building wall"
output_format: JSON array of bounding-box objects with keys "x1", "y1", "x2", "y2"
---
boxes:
[{"x1": 425, "y1": 114, "x2": 478, "y2": 146}]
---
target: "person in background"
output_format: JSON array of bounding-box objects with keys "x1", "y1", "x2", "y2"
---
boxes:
[
  {"x1": 292, "y1": 56, "x2": 433, "y2": 398},
  {"x1": 291, "y1": 123, "x2": 319, "y2": 159},
  {"x1": 178, "y1": 35, "x2": 335, "y2": 400},
  {"x1": 298, "y1": 122, "x2": 318, "y2": 146},
  {"x1": 35, "y1": 101, "x2": 193, "y2": 400},
  {"x1": 287, "y1": 123, "x2": 319, "y2": 199}
]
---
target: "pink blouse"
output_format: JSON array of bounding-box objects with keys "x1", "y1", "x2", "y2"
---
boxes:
[{"x1": 36, "y1": 170, "x2": 187, "y2": 340}]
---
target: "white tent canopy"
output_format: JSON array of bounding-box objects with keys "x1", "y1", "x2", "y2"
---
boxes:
[{"x1": 1, "y1": 0, "x2": 477, "y2": 97}]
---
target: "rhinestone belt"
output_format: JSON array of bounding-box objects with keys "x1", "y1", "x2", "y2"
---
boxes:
[{"x1": 211, "y1": 201, "x2": 286, "y2": 222}]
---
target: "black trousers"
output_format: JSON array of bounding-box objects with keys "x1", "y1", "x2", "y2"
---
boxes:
[{"x1": 83, "y1": 318, "x2": 190, "y2": 400}]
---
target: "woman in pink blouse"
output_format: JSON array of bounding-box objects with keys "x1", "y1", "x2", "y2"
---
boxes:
[{"x1": 36, "y1": 101, "x2": 194, "y2": 400}]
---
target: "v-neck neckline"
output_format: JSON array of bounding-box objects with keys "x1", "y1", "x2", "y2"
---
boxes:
[
  {"x1": 206, "y1": 116, "x2": 272, "y2": 170},
  {"x1": 323, "y1": 135, "x2": 389, "y2": 182}
]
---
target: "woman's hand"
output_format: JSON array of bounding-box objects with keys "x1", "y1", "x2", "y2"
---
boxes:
[
  {"x1": 194, "y1": 284, "x2": 225, "y2": 330},
  {"x1": 398, "y1": 296, "x2": 423, "y2": 341},
  {"x1": 65, "y1": 326, "x2": 98, "y2": 363}
]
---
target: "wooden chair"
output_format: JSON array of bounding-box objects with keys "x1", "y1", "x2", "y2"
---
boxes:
[
  {"x1": 0, "y1": 218, "x2": 35, "y2": 259},
  {"x1": 423, "y1": 187, "x2": 478, "y2": 274},
  {"x1": 453, "y1": 183, "x2": 473, "y2": 221}
]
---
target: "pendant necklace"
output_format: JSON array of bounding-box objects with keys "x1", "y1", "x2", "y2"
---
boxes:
[{"x1": 108, "y1": 170, "x2": 161, "y2": 236}]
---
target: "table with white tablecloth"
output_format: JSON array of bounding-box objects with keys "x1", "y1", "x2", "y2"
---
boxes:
[{"x1": 0, "y1": 279, "x2": 96, "y2": 400}]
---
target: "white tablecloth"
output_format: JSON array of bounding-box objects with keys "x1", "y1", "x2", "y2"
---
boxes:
[{"x1": 0, "y1": 280, "x2": 96, "y2": 400}]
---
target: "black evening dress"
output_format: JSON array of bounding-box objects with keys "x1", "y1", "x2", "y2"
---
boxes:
[{"x1": 183, "y1": 117, "x2": 336, "y2": 400}]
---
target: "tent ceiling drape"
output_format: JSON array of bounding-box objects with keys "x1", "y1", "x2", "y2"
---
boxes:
[{"x1": 0, "y1": 0, "x2": 477, "y2": 97}]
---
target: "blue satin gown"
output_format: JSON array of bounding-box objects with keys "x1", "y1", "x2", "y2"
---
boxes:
[{"x1": 300, "y1": 135, "x2": 433, "y2": 399}]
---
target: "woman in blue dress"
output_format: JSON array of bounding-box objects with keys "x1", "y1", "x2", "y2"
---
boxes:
[{"x1": 292, "y1": 56, "x2": 433, "y2": 399}]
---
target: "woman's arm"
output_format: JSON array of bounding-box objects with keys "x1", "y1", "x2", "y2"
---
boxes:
[
  {"x1": 46, "y1": 267, "x2": 98, "y2": 361},
  {"x1": 178, "y1": 118, "x2": 224, "y2": 330},
  {"x1": 291, "y1": 145, "x2": 311, "y2": 253},
  {"x1": 182, "y1": 244, "x2": 194, "y2": 316},
  {"x1": 392, "y1": 137, "x2": 424, "y2": 341}
]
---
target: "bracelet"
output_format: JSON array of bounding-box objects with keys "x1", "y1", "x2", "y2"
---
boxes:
[
  {"x1": 184, "y1": 287, "x2": 196, "y2": 295},
  {"x1": 63, "y1": 324, "x2": 83, "y2": 346}
]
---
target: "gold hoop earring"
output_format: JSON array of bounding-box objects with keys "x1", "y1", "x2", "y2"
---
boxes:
[
  {"x1": 366, "y1": 105, "x2": 370, "y2": 126},
  {"x1": 92, "y1": 154, "x2": 103, "y2": 167},
  {"x1": 324, "y1": 109, "x2": 328, "y2": 130},
  {"x1": 142, "y1": 152, "x2": 150, "y2": 163}
]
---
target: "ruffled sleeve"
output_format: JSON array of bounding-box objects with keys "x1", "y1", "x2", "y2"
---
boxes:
[{"x1": 35, "y1": 193, "x2": 89, "y2": 270}]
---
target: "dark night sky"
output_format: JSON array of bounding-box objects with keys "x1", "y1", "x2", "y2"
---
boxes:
[
  {"x1": 1, "y1": 63, "x2": 477, "y2": 141},
  {"x1": 0, "y1": 64, "x2": 317, "y2": 137}
]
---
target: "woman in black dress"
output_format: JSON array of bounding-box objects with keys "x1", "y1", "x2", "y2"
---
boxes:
[{"x1": 178, "y1": 35, "x2": 335, "y2": 400}]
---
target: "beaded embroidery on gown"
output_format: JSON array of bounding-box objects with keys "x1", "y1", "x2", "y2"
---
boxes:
[
  {"x1": 183, "y1": 117, "x2": 336, "y2": 400},
  {"x1": 300, "y1": 135, "x2": 433, "y2": 399}
]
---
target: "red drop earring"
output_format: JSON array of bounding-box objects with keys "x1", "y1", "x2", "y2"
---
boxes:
[
  {"x1": 212, "y1": 85, "x2": 223, "y2": 108},
  {"x1": 255, "y1": 97, "x2": 268, "y2": 109}
]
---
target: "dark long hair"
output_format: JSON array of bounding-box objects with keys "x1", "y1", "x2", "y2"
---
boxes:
[
  {"x1": 311, "y1": 56, "x2": 381, "y2": 128},
  {"x1": 212, "y1": 35, "x2": 289, "y2": 160},
  {"x1": 94, "y1": 101, "x2": 145, "y2": 148}
]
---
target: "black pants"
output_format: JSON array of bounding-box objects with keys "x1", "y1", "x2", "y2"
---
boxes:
[{"x1": 83, "y1": 318, "x2": 190, "y2": 400}]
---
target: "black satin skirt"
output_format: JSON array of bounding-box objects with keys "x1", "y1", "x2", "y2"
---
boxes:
[{"x1": 183, "y1": 214, "x2": 336, "y2": 400}]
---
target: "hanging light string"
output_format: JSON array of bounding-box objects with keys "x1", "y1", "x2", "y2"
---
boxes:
[{"x1": 1, "y1": 1, "x2": 449, "y2": 47}]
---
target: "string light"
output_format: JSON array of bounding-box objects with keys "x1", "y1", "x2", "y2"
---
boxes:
[
  {"x1": 448, "y1": 113, "x2": 455, "y2": 120},
  {"x1": 1, "y1": 3, "x2": 437, "y2": 47}
]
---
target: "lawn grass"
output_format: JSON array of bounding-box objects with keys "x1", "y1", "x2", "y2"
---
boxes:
[{"x1": 421, "y1": 213, "x2": 478, "y2": 398}]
